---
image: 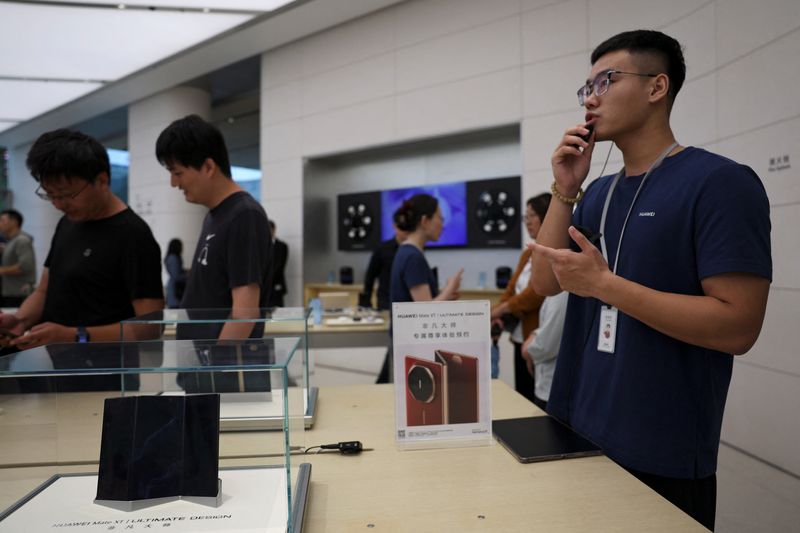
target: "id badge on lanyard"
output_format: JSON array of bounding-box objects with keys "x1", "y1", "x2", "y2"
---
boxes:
[
  {"x1": 596, "y1": 142, "x2": 677, "y2": 355},
  {"x1": 597, "y1": 306, "x2": 618, "y2": 353}
]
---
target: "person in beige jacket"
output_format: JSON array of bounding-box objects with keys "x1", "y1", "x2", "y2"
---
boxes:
[{"x1": 490, "y1": 193, "x2": 551, "y2": 402}]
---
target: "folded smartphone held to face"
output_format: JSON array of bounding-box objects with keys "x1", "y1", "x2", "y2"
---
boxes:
[{"x1": 580, "y1": 123, "x2": 594, "y2": 143}]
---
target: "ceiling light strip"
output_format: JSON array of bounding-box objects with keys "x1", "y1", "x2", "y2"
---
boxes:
[
  {"x1": 0, "y1": 0, "x2": 263, "y2": 16},
  {"x1": 0, "y1": 75, "x2": 109, "y2": 84}
]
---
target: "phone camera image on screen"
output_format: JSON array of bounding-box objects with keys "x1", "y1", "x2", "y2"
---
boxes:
[
  {"x1": 466, "y1": 176, "x2": 521, "y2": 248},
  {"x1": 342, "y1": 203, "x2": 373, "y2": 241},
  {"x1": 404, "y1": 356, "x2": 445, "y2": 426},
  {"x1": 407, "y1": 365, "x2": 436, "y2": 403},
  {"x1": 475, "y1": 189, "x2": 516, "y2": 235},
  {"x1": 337, "y1": 191, "x2": 381, "y2": 251}
]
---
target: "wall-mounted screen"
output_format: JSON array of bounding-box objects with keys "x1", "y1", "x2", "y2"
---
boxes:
[
  {"x1": 337, "y1": 176, "x2": 520, "y2": 251},
  {"x1": 380, "y1": 182, "x2": 467, "y2": 248}
]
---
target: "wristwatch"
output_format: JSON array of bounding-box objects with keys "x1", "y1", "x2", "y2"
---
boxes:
[{"x1": 75, "y1": 326, "x2": 90, "y2": 343}]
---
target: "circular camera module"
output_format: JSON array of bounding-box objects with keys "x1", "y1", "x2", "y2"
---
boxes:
[
  {"x1": 407, "y1": 365, "x2": 436, "y2": 403},
  {"x1": 475, "y1": 189, "x2": 517, "y2": 236},
  {"x1": 342, "y1": 202, "x2": 373, "y2": 241}
]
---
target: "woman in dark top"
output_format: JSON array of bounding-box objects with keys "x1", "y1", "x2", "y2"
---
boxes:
[
  {"x1": 164, "y1": 238, "x2": 187, "y2": 308},
  {"x1": 390, "y1": 193, "x2": 462, "y2": 303},
  {"x1": 376, "y1": 194, "x2": 463, "y2": 383}
]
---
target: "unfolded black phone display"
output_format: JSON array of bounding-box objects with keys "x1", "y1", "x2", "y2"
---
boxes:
[{"x1": 95, "y1": 394, "x2": 220, "y2": 503}]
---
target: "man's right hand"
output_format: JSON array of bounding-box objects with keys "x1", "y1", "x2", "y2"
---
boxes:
[
  {"x1": 551, "y1": 123, "x2": 595, "y2": 196},
  {"x1": 0, "y1": 313, "x2": 25, "y2": 346}
]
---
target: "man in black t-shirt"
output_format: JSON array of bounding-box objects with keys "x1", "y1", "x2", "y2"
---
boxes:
[
  {"x1": 156, "y1": 115, "x2": 271, "y2": 341},
  {"x1": 359, "y1": 210, "x2": 408, "y2": 311},
  {"x1": 0, "y1": 130, "x2": 164, "y2": 349}
]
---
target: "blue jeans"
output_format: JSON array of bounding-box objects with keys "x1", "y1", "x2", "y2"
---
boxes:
[{"x1": 491, "y1": 342, "x2": 500, "y2": 379}]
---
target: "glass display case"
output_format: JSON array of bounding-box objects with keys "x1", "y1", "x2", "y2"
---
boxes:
[
  {"x1": 0, "y1": 336, "x2": 309, "y2": 532},
  {"x1": 121, "y1": 307, "x2": 316, "y2": 430}
]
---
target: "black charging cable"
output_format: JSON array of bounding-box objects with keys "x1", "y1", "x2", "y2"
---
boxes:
[{"x1": 303, "y1": 441, "x2": 366, "y2": 455}]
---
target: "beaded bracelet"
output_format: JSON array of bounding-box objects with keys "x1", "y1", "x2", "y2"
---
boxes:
[{"x1": 551, "y1": 181, "x2": 584, "y2": 205}]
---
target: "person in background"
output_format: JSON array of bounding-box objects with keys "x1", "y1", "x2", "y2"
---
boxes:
[
  {"x1": 376, "y1": 194, "x2": 462, "y2": 383},
  {"x1": 267, "y1": 220, "x2": 288, "y2": 308},
  {"x1": 359, "y1": 208, "x2": 408, "y2": 311},
  {"x1": 0, "y1": 129, "x2": 163, "y2": 348},
  {"x1": 164, "y1": 238, "x2": 187, "y2": 309},
  {"x1": 490, "y1": 193, "x2": 551, "y2": 403},
  {"x1": 529, "y1": 30, "x2": 771, "y2": 530},
  {"x1": 390, "y1": 194, "x2": 462, "y2": 304},
  {"x1": 156, "y1": 114, "x2": 271, "y2": 340},
  {"x1": 521, "y1": 290, "x2": 568, "y2": 410},
  {"x1": 0, "y1": 209, "x2": 37, "y2": 308}
]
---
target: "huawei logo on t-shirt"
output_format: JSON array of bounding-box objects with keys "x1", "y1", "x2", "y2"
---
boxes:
[{"x1": 638, "y1": 211, "x2": 656, "y2": 217}]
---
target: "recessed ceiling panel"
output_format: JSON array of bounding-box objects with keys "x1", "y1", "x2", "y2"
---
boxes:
[
  {"x1": 0, "y1": 4, "x2": 253, "y2": 81},
  {"x1": 0, "y1": 80, "x2": 102, "y2": 121}
]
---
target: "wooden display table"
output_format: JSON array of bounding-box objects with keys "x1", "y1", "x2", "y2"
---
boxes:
[
  {"x1": 297, "y1": 383, "x2": 707, "y2": 532},
  {"x1": 0, "y1": 383, "x2": 707, "y2": 532}
]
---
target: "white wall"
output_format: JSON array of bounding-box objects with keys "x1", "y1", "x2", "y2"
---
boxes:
[
  {"x1": 128, "y1": 87, "x2": 211, "y2": 276},
  {"x1": 303, "y1": 127, "x2": 524, "y2": 289},
  {"x1": 7, "y1": 142, "x2": 60, "y2": 279},
  {"x1": 260, "y1": 0, "x2": 800, "y2": 475}
]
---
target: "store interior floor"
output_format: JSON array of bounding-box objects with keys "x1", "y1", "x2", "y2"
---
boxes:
[{"x1": 311, "y1": 343, "x2": 800, "y2": 532}]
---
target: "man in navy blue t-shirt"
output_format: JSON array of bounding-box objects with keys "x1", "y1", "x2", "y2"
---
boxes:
[{"x1": 530, "y1": 30, "x2": 771, "y2": 531}]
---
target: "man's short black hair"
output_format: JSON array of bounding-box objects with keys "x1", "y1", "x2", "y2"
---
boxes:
[
  {"x1": 155, "y1": 114, "x2": 232, "y2": 178},
  {"x1": 0, "y1": 209, "x2": 23, "y2": 228},
  {"x1": 591, "y1": 30, "x2": 686, "y2": 101},
  {"x1": 26, "y1": 129, "x2": 110, "y2": 185}
]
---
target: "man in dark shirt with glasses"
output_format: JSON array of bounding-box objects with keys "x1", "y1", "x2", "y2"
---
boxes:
[{"x1": 531, "y1": 30, "x2": 771, "y2": 531}]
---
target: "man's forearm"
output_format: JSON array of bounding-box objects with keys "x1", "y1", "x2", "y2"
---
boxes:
[
  {"x1": 219, "y1": 321, "x2": 257, "y2": 340},
  {"x1": 596, "y1": 273, "x2": 769, "y2": 355},
  {"x1": 15, "y1": 290, "x2": 45, "y2": 329},
  {"x1": 0, "y1": 263, "x2": 22, "y2": 276},
  {"x1": 221, "y1": 284, "x2": 262, "y2": 340}
]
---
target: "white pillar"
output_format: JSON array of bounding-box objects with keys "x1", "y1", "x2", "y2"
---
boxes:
[{"x1": 128, "y1": 86, "x2": 210, "y2": 280}]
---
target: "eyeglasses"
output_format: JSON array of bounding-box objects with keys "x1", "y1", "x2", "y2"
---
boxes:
[
  {"x1": 35, "y1": 181, "x2": 91, "y2": 202},
  {"x1": 577, "y1": 69, "x2": 658, "y2": 106}
]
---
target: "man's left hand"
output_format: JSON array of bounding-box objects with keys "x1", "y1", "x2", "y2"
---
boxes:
[
  {"x1": 521, "y1": 333, "x2": 536, "y2": 377},
  {"x1": 529, "y1": 226, "x2": 612, "y2": 299},
  {"x1": 11, "y1": 322, "x2": 74, "y2": 349}
]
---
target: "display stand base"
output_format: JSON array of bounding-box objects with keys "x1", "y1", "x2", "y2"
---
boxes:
[
  {"x1": 1, "y1": 465, "x2": 311, "y2": 532},
  {"x1": 159, "y1": 386, "x2": 319, "y2": 431},
  {"x1": 94, "y1": 479, "x2": 222, "y2": 512}
]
